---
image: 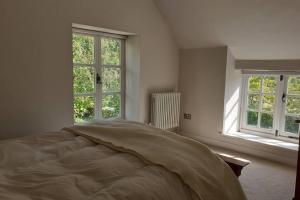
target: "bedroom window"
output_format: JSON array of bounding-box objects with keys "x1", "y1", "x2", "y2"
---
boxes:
[
  {"x1": 72, "y1": 29, "x2": 125, "y2": 123},
  {"x1": 241, "y1": 73, "x2": 300, "y2": 140}
]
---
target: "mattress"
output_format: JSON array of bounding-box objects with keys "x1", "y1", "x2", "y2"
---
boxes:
[{"x1": 0, "y1": 121, "x2": 246, "y2": 200}]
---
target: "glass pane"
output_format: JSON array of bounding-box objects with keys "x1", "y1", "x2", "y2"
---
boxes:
[
  {"x1": 260, "y1": 113, "x2": 273, "y2": 129},
  {"x1": 102, "y1": 68, "x2": 121, "y2": 92},
  {"x1": 248, "y1": 94, "x2": 260, "y2": 110},
  {"x1": 262, "y1": 95, "x2": 275, "y2": 112},
  {"x1": 247, "y1": 111, "x2": 258, "y2": 126},
  {"x1": 263, "y1": 76, "x2": 277, "y2": 93},
  {"x1": 73, "y1": 67, "x2": 95, "y2": 94},
  {"x1": 287, "y1": 77, "x2": 300, "y2": 95},
  {"x1": 285, "y1": 116, "x2": 299, "y2": 134},
  {"x1": 72, "y1": 34, "x2": 94, "y2": 64},
  {"x1": 74, "y1": 96, "x2": 95, "y2": 123},
  {"x1": 286, "y1": 96, "x2": 300, "y2": 115},
  {"x1": 102, "y1": 94, "x2": 121, "y2": 119},
  {"x1": 101, "y1": 38, "x2": 121, "y2": 66},
  {"x1": 248, "y1": 76, "x2": 262, "y2": 93}
]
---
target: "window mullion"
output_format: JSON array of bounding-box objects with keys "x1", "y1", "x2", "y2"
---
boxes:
[
  {"x1": 274, "y1": 75, "x2": 284, "y2": 135},
  {"x1": 120, "y1": 39, "x2": 126, "y2": 119},
  {"x1": 242, "y1": 74, "x2": 249, "y2": 130},
  {"x1": 279, "y1": 76, "x2": 289, "y2": 135},
  {"x1": 95, "y1": 35, "x2": 101, "y2": 119},
  {"x1": 74, "y1": 93, "x2": 96, "y2": 97},
  {"x1": 258, "y1": 77, "x2": 264, "y2": 128},
  {"x1": 73, "y1": 63, "x2": 94, "y2": 67}
]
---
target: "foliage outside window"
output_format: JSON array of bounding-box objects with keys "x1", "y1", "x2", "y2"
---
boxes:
[
  {"x1": 72, "y1": 31, "x2": 124, "y2": 123},
  {"x1": 241, "y1": 74, "x2": 300, "y2": 139}
]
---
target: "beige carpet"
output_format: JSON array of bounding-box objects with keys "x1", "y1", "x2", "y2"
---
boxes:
[{"x1": 209, "y1": 145, "x2": 297, "y2": 200}]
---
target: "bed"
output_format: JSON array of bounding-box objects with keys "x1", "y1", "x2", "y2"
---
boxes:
[{"x1": 0, "y1": 120, "x2": 246, "y2": 200}]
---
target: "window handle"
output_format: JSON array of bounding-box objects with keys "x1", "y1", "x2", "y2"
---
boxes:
[
  {"x1": 282, "y1": 93, "x2": 286, "y2": 103},
  {"x1": 96, "y1": 73, "x2": 102, "y2": 85}
]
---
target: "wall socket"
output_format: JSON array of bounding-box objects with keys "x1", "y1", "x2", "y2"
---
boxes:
[{"x1": 184, "y1": 113, "x2": 192, "y2": 120}]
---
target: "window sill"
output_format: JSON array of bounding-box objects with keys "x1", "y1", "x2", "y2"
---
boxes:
[{"x1": 224, "y1": 131, "x2": 299, "y2": 151}]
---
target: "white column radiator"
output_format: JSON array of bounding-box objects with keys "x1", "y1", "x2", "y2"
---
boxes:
[{"x1": 150, "y1": 92, "x2": 181, "y2": 130}]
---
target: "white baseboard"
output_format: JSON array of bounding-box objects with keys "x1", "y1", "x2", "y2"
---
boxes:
[{"x1": 180, "y1": 132, "x2": 298, "y2": 167}]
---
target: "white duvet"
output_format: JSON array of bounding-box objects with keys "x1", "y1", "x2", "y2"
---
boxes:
[{"x1": 0, "y1": 121, "x2": 246, "y2": 200}]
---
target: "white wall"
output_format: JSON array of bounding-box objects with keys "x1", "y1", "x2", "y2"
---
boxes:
[
  {"x1": 179, "y1": 47, "x2": 227, "y2": 135},
  {"x1": 179, "y1": 47, "x2": 298, "y2": 166},
  {"x1": 223, "y1": 49, "x2": 242, "y2": 134},
  {"x1": 0, "y1": 0, "x2": 179, "y2": 139},
  {"x1": 125, "y1": 36, "x2": 141, "y2": 121}
]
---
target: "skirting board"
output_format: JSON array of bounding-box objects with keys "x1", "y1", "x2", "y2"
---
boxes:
[{"x1": 180, "y1": 132, "x2": 298, "y2": 167}]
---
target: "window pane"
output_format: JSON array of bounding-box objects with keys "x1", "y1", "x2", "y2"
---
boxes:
[
  {"x1": 102, "y1": 68, "x2": 121, "y2": 92},
  {"x1": 74, "y1": 96, "x2": 95, "y2": 123},
  {"x1": 285, "y1": 116, "x2": 299, "y2": 134},
  {"x1": 102, "y1": 94, "x2": 121, "y2": 119},
  {"x1": 101, "y1": 38, "x2": 121, "y2": 66},
  {"x1": 247, "y1": 111, "x2": 258, "y2": 126},
  {"x1": 260, "y1": 113, "x2": 273, "y2": 129},
  {"x1": 248, "y1": 76, "x2": 261, "y2": 93},
  {"x1": 72, "y1": 34, "x2": 94, "y2": 64},
  {"x1": 287, "y1": 77, "x2": 300, "y2": 95},
  {"x1": 286, "y1": 96, "x2": 300, "y2": 115},
  {"x1": 263, "y1": 76, "x2": 277, "y2": 93},
  {"x1": 73, "y1": 67, "x2": 95, "y2": 94},
  {"x1": 262, "y1": 95, "x2": 275, "y2": 112},
  {"x1": 248, "y1": 94, "x2": 260, "y2": 110}
]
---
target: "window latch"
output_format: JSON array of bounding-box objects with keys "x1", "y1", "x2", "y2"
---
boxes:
[
  {"x1": 280, "y1": 75, "x2": 284, "y2": 81},
  {"x1": 96, "y1": 73, "x2": 102, "y2": 85},
  {"x1": 282, "y1": 93, "x2": 286, "y2": 103}
]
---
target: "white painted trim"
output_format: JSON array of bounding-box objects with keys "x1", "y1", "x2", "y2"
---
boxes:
[
  {"x1": 121, "y1": 39, "x2": 126, "y2": 119},
  {"x1": 279, "y1": 75, "x2": 300, "y2": 138},
  {"x1": 72, "y1": 24, "x2": 131, "y2": 39},
  {"x1": 72, "y1": 31, "x2": 126, "y2": 121},
  {"x1": 240, "y1": 74, "x2": 279, "y2": 134},
  {"x1": 74, "y1": 93, "x2": 95, "y2": 97},
  {"x1": 242, "y1": 70, "x2": 300, "y2": 75},
  {"x1": 236, "y1": 60, "x2": 300, "y2": 70},
  {"x1": 101, "y1": 64, "x2": 123, "y2": 68},
  {"x1": 95, "y1": 33, "x2": 101, "y2": 119},
  {"x1": 235, "y1": 129, "x2": 298, "y2": 144},
  {"x1": 73, "y1": 63, "x2": 94, "y2": 67},
  {"x1": 180, "y1": 131, "x2": 298, "y2": 167},
  {"x1": 240, "y1": 73, "x2": 300, "y2": 140}
]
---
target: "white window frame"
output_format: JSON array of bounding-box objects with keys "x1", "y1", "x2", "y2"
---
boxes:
[
  {"x1": 240, "y1": 72, "x2": 300, "y2": 142},
  {"x1": 279, "y1": 75, "x2": 300, "y2": 138},
  {"x1": 72, "y1": 28, "x2": 126, "y2": 122}
]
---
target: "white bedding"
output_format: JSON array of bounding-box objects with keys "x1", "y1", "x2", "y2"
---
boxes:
[{"x1": 0, "y1": 121, "x2": 246, "y2": 200}]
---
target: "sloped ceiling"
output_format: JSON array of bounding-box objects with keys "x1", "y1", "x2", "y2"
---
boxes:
[{"x1": 155, "y1": 0, "x2": 300, "y2": 59}]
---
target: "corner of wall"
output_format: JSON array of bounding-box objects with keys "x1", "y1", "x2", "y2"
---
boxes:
[
  {"x1": 223, "y1": 48, "x2": 242, "y2": 134},
  {"x1": 125, "y1": 35, "x2": 141, "y2": 121}
]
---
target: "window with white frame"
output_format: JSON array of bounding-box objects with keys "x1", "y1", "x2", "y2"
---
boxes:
[
  {"x1": 241, "y1": 73, "x2": 300, "y2": 140},
  {"x1": 72, "y1": 29, "x2": 125, "y2": 123}
]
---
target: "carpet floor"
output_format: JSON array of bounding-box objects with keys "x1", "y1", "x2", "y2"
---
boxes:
[{"x1": 209, "y1": 145, "x2": 296, "y2": 200}]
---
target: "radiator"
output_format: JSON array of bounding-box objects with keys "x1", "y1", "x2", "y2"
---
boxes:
[{"x1": 150, "y1": 92, "x2": 181, "y2": 130}]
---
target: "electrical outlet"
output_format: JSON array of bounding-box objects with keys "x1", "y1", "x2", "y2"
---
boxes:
[{"x1": 184, "y1": 113, "x2": 191, "y2": 120}]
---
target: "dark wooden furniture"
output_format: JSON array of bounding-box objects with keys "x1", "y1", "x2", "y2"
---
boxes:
[
  {"x1": 293, "y1": 120, "x2": 300, "y2": 200},
  {"x1": 217, "y1": 153, "x2": 250, "y2": 177}
]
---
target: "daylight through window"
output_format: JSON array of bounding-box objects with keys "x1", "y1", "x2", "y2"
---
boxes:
[
  {"x1": 72, "y1": 29, "x2": 125, "y2": 123},
  {"x1": 241, "y1": 74, "x2": 300, "y2": 139}
]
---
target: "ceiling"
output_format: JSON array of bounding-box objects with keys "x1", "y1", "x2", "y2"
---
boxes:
[{"x1": 155, "y1": 0, "x2": 300, "y2": 59}]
